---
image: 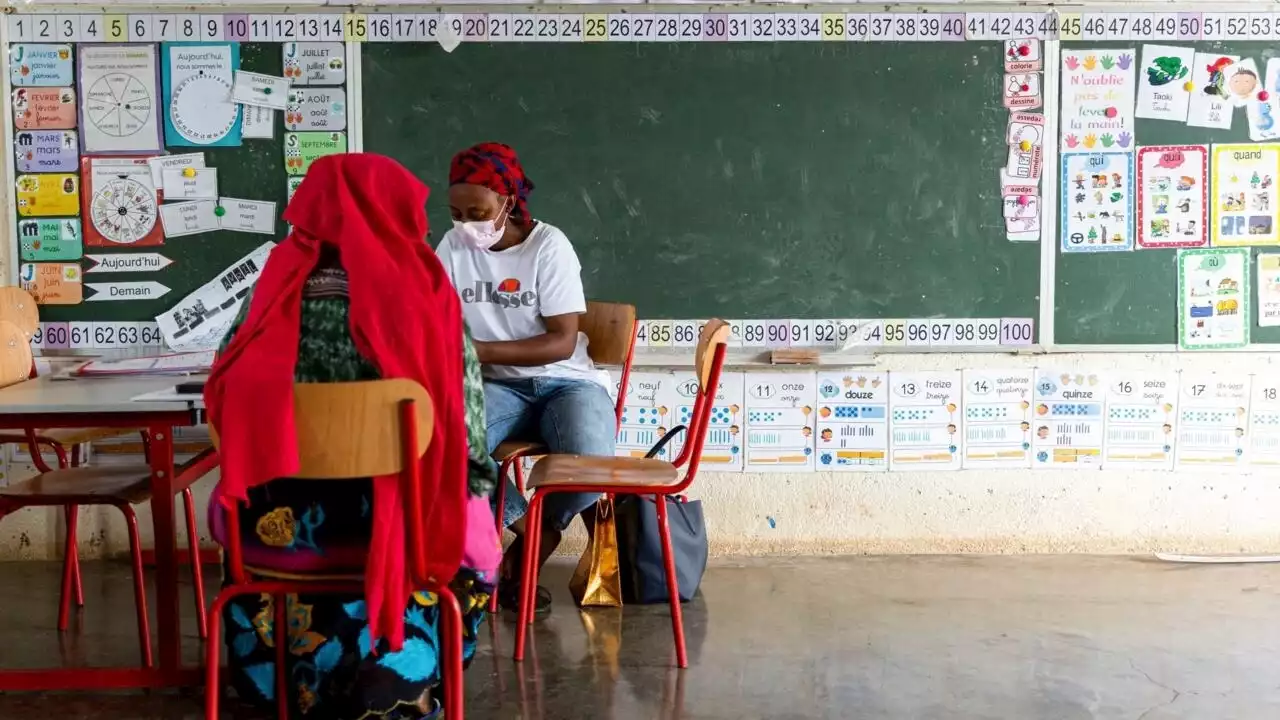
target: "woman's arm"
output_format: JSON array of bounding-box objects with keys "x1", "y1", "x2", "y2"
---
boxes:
[{"x1": 472, "y1": 313, "x2": 579, "y2": 366}]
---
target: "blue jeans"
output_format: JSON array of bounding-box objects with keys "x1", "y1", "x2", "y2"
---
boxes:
[{"x1": 486, "y1": 377, "x2": 617, "y2": 531}]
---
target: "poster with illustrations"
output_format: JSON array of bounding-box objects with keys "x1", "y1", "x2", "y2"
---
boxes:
[
  {"x1": 14, "y1": 130, "x2": 78, "y2": 173},
  {"x1": 285, "y1": 88, "x2": 346, "y2": 132},
  {"x1": 1178, "y1": 248, "x2": 1250, "y2": 350},
  {"x1": 1061, "y1": 49, "x2": 1136, "y2": 152},
  {"x1": 1032, "y1": 369, "x2": 1105, "y2": 469},
  {"x1": 961, "y1": 369, "x2": 1033, "y2": 469},
  {"x1": 283, "y1": 42, "x2": 346, "y2": 87},
  {"x1": 1003, "y1": 182, "x2": 1040, "y2": 242},
  {"x1": 888, "y1": 371, "x2": 962, "y2": 472},
  {"x1": 1211, "y1": 144, "x2": 1280, "y2": 246},
  {"x1": 81, "y1": 157, "x2": 162, "y2": 248},
  {"x1": 1003, "y1": 73, "x2": 1042, "y2": 110},
  {"x1": 1136, "y1": 145, "x2": 1207, "y2": 249},
  {"x1": 162, "y1": 43, "x2": 242, "y2": 148},
  {"x1": 13, "y1": 87, "x2": 76, "y2": 130},
  {"x1": 1005, "y1": 112, "x2": 1044, "y2": 182},
  {"x1": 814, "y1": 371, "x2": 888, "y2": 472},
  {"x1": 1005, "y1": 39, "x2": 1042, "y2": 73},
  {"x1": 15, "y1": 173, "x2": 78, "y2": 217},
  {"x1": 1187, "y1": 53, "x2": 1241, "y2": 129},
  {"x1": 1258, "y1": 254, "x2": 1280, "y2": 327},
  {"x1": 744, "y1": 372, "x2": 816, "y2": 472},
  {"x1": 1061, "y1": 152, "x2": 1134, "y2": 253},
  {"x1": 19, "y1": 262, "x2": 82, "y2": 305},
  {"x1": 614, "y1": 371, "x2": 676, "y2": 462},
  {"x1": 9, "y1": 45, "x2": 73, "y2": 87},
  {"x1": 667, "y1": 371, "x2": 744, "y2": 473},
  {"x1": 1135, "y1": 45, "x2": 1195, "y2": 122},
  {"x1": 1248, "y1": 58, "x2": 1280, "y2": 141},
  {"x1": 1175, "y1": 373, "x2": 1250, "y2": 471},
  {"x1": 18, "y1": 218, "x2": 81, "y2": 262},
  {"x1": 1249, "y1": 379, "x2": 1280, "y2": 469},
  {"x1": 1102, "y1": 372, "x2": 1178, "y2": 471},
  {"x1": 284, "y1": 131, "x2": 347, "y2": 175},
  {"x1": 77, "y1": 45, "x2": 162, "y2": 154}
]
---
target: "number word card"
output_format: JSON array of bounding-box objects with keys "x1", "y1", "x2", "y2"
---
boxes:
[
  {"x1": 1174, "y1": 373, "x2": 1250, "y2": 471},
  {"x1": 744, "y1": 372, "x2": 817, "y2": 472},
  {"x1": 961, "y1": 369, "x2": 1033, "y2": 469},
  {"x1": 1249, "y1": 379, "x2": 1280, "y2": 469},
  {"x1": 615, "y1": 371, "x2": 676, "y2": 462},
  {"x1": 815, "y1": 370, "x2": 888, "y2": 472},
  {"x1": 668, "y1": 371, "x2": 743, "y2": 472},
  {"x1": 1032, "y1": 369, "x2": 1105, "y2": 469},
  {"x1": 888, "y1": 371, "x2": 962, "y2": 471},
  {"x1": 1102, "y1": 371, "x2": 1178, "y2": 471}
]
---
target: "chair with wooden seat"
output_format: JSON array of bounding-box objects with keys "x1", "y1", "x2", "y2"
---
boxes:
[
  {"x1": 0, "y1": 286, "x2": 205, "y2": 634},
  {"x1": 204, "y1": 380, "x2": 468, "y2": 720},
  {"x1": 0, "y1": 320, "x2": 209, "y2": 669},
  {"x1": 488, "y1": 301, "x2": 637, "y2": 611},
  {"x1": 513, "y1": 319, "x2": 729, "y2": 668}
]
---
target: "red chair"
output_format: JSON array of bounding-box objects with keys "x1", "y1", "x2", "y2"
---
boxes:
[
  {"x1": 205, "y1": 380, "x2": 468, "y2": 720},
  {"x1": 514, "y1": 319, "x2": 729, "y2": 668},
  {"x1": 488, "y1": 301, "x2": 637, "y2": 612}
]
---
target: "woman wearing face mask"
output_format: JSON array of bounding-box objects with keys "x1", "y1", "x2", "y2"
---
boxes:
[{"x1": 436, "y1": 142, "x2": 616, "y2": 614}]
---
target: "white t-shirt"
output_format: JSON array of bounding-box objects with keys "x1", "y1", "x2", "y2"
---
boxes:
[{"x1": 436, "y1": 222, "x2": 605, "y2": 385}]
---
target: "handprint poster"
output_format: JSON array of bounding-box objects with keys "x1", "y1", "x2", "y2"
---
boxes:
[
  {"x1": 1136, "y1": 145, "x2": 1207, "y2": 249},
  {"x1": 1211, "y1": 144, "x2": 1280, "y2": 247},
  {"x1": 1135, "y1": 45, "x2": 1195, "y2": 122},
  {"x1": 1060, "y1": 152, "x2": 1135, "y2": 253},
  {"x1": 1061, "y1": 49, "x2": 1136, "y2": 153},
  {"x1": 1187, "y1": 53, "x2": 1241, "y2": 130}
]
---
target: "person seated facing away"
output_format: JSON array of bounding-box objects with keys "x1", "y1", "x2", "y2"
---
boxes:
[
  {"x1": 436, "y1": 142, "x2": 616, "y2": 613},
  {"x1": 205, "y1": 153, "x2": 500, "y2": 720}
]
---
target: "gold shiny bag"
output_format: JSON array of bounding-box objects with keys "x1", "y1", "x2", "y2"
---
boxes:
[{"x1": 569, "y1": 496, "x2": 623, "y2": 607}]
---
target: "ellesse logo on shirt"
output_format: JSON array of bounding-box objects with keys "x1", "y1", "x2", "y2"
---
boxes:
[{"x1": 460, "y1": 279, "x2": 537, "y2": 308}]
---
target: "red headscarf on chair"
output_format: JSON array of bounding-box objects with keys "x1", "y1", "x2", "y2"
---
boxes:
[
  {"x1": 204, "y1": 153, "x2": 467, "y2": 651},
  {"x1": 449, "y1": 142, "x2": 535, "y2": 229}
]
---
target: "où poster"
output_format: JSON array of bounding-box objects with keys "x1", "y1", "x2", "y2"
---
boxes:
[
  {"x1": 960, "y1": 369, "x2": 1033, "y2": 469},
  {"x1": 1061, "y1": 48, "x2": 1136, "y2": 153},
  {"x1": 1187, "y1": 53, "x2": 1242, "y2": 130},
  {"x1": 76, "y1": 45, "x2": 162, "y2": 154},
  {"x1": 1102, "y1": 371, "x2": 1178, "y2": 471},
  {"x1": 1136, "y1": 145, "x2": 1207, "y2": 249},
  {"x1": 1177, "y1": 248, "x2": 1250, "y2": 350},
  {"x1": 888, "y1": 371, "x2": 962, "y2": 472},
  {"x1": 1061, "y1": 152, "x2": 1134, "y2": 253},
  {"x1": 1257, "y1": 254, "x2": 1280, "y2": 327},
  {"x1": 1175, "y1": 373, "x2": 1249, "y2": 471},
  {"x1": 1032, "y1": 369, "x2": 1105, "y2": 469},
  {"x1": 814, "y1": 371, "x2": 888, "y2": 472},
  {"x1": 1135, "y1": 45, "x2": 1195, "y2": 122},
  {"x1": 743, "y1": 372, "x2": 816, "y2": 472},
  {"x1": 1211, "y1": 144, "x2": 1280, "y2": 246},
  {"x1": 162, "y1": 42, "x2": 242, "y2": 147}
]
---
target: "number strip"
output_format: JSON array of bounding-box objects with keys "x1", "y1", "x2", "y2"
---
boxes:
[{"x1": 631, "y1": 319, "x2": 1032, "y2": 349}]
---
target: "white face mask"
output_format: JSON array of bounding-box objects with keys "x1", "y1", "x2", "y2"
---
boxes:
[{"x1": 452, "y1": 199, "x2": 510, "y2": 251}]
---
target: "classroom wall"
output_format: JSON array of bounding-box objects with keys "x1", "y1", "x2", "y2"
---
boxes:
[{"x1": 4, "y1": 349, "x2": 1280, "y2": 562}]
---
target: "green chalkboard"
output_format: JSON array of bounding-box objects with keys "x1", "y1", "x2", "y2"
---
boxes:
[
  {"x1": 1056, "y1": 41, "x2": 1280, "y2": 345},
  {"x1": 363, "y1": 42, "x2": 1039, "y2": 326},
  {"x1": 35, "y1": 43, "x2": 288, "y2": 324}
]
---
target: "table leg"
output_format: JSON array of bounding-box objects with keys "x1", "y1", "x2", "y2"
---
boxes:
[{"x1": 146, "y1": 423, "x2": 181, "y2": 677}]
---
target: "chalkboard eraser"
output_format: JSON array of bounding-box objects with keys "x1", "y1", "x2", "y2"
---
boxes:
[{"x1": 770, "y1": 349, "x2": 821, "y2": 365}]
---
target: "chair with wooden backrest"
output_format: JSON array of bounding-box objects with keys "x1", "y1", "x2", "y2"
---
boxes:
[
  {"x1": 0, "y1": 286, "x2": 206, "y2": 635},
  {"x1": 513, "y1": 319, "x2": 729, "y2": 668},
  {"x1": 0, "y1": 320, "x2": 207, "y2": 672},
  {"x1": 488, "y1": 300, "x2": 637, "y2": 612},
  {"x1": 205, "y1": 380, "x2": 468, "y2": 720}
]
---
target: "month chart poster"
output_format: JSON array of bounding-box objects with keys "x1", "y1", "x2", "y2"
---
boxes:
[
  {"x1": 1177, "y1": 248, "x2": 1250, "y2": 350},
  {"x1": 1061, "y1": 48, "x2": 1136, "y2": 152},
  {"x1": 669, "y1": 371, "x2": 743, "y2": 473},
  {"x1": 1175, "y1": 373, "x2": 1250, "y2": 471},
  {"x1": 1032, "y1": 369, "x2": 1105, "y2": 469},
  {"x1": 814, "y1": 371, "x2": 888, "y2": 473},
  {"x1": 614, "y1": 371, "x2": 676, "y2": 462},
  {"x1": 888, "y1": 371, "x2": 962, "y2": 472},
  {"x1": 1061, "y1": 152, "x2": 1134, "y2": 253},
  {"x1": 1102, "y1": 371, "x2": 1178, "y2": 471},
  {"x1": 1136, "y1": 145, "x2": 1207, "y2": 249},
  {"x1": 744, "y1": 372, "x2": 816, "y2": 472},
  {"x1": 961, "y1": 369, "x2": 1033, "y2": 469},
  {"x1": 1211, "y1": 144, "x2": 1280, "y2": 247}
]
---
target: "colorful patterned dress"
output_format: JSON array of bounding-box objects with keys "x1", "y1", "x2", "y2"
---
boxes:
[{"x1": 216, "y1": 266, "x2": 498, "y2": 719}]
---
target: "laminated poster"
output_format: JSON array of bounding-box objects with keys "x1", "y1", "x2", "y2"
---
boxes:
[
  {"x1": 283, "y1": 42, "x2": 346, "y2": 87},
  {"x1": 1102, "y1": 371, "x2": 1178, "y2": 471},
  {"x1": 77, "y1": 44, "x2": 162, "y2": 154},
  {"x1": 16, "y1": 173, "x2": 78, "y2": 217},
  {"x1": 13, "y1": 87, "x2": 76, "y2": 130},
  {"x1": 814, "y1": 371, "x2": 888, "y2": 472},
  {"x1": 667, "y1": 371, "x2": 744, "y2": 473},
  {"x1": 19, "y1": 262, "x2": 81, "y2": 305},
  {"x1": 1212, "y1": 144, "x2": 1280, "y2": 246},
  {"x1": 18, "y1": 218, "x2": 82, "y2": 262},
  {"x1": 1135, "y1": 45, "x2": 1194, "y2": 122},
  {"x1": 961, "y1": 369, "x2": 1033, "y2": 469},
  {"x1": 82, "y1": 157, "x2": 162, "y2": 247},
  {"x1": 1032, "y1": 369, "x2": 1104, "y2": 469},
  {"x1": 1178, "y1": 248, "x2": 1249, "y2": 351},
  {"x1": 1136, "y1": 145, "x2": 1207, "y2": 249},
  {"x1": 284, "y1": 131, "x2": 347, "y2": 175},
  {"x1": 743, "y1": 372, "x2": 816, "y2": 472},
  {"x1": 162, "y1": 42, "x2": 242, "y2": 147},
  {"x1": 1174, "y1": 373, "x2": 1249, "y2": 471},
  {"x1": 1249, "y1": 378, "x2": 1280, "y2": 469},
  {"x1": 1187, "y1": 53, "x2": 1241, "y2": 130},
  {"x1": 1247, "y1": 58, "x2": 1280, "y2": 142},
  {"x1": 14, "y1": 130, "x2": 78, "y2": 173},
  {"x1": 10, "y1": 45, "x2": 73, "y2": 87},
  {"x1": 1258, "y1": 253, "x2": 1280, "y2": 327},
  {"x1": 1061, "y1": 48, "x2": 1136, "y2": 153},
  {"x1": 1061, "y1": 152, "x2": 1134, "y2": 253},
  {"x1": 614, "y1": 371, "x2": 676, "y2": 462},
  {"x1": 888, "y1": 371, "x2": 962, "y2": 472}
]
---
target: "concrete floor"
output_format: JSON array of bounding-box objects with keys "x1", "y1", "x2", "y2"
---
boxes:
[{"x1": 0, "y1": 555, "x2": 1277, "y2": 719}]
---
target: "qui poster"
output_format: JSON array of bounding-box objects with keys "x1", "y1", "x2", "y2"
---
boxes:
[
  {"x1": 1136, "y1": 145, "x2": 1207, "y2": 249},
  {"x1": 1061, "y1": 152, "x2": 1134, "y2": 253}
]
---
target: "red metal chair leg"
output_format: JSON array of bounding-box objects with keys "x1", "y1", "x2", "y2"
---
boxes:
[
  {"x1": 490, "y1": 457, "x2": 515, "y2": 614},
  {"x1": 57, "y1": 504, "x2": 79, "y2": 631},
  {"x1": 514, "y1": 492, "x2": 544, "y2": 661},
  {"x1": 525, "y1": 493, "x2": 546, "y2": 628},
  {"x1": 66, "y1": 446, "x2": 84, "y2": 610},
  {"x1": 513, "y1": 460, "x2": 526, "y2": 494},
  {"x1": 655, "y1": 495, "x2": 688, "y2": 669},
  {"x1": 182, "y1": 488, "x2": 208, "y2": 640},
  {"x1": 205, "y1": 587, "x2": 230, "y2": 720},
  {"x1": 275, "y1": 593, "x2": 290, "y2": 719},
  {"x1": 439, "y1": 588, "x2": 465, "y2": 720},
  {"x1": 121, "y1": 504, "x2": 154, "y2": 668}
]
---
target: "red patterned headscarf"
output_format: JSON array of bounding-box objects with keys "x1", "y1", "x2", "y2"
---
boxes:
[{"x1": 448, "y1": 142, "x2": 534, "y2": 228}]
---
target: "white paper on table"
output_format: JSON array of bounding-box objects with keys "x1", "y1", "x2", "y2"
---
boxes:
[
  {"x1": 1258, "y1": 254, "x2": 1280, "y2": 327},
  {"x1": 155, "y1": 241, "x2": 275, "y2": 351},
  {"x1": 743, "y1": 372, "x2": 816, "y2": 472},
  {"x1": 1102, "y1": 371, "x2": 1178, "y2": 471},
  {"x1": 961, "y1": 369, "x2": 1033, "y2": 469},
  {"x1": 888, "y1": 371, "x2": 962, "y2": 472},
  {"x1": 241, "y1": 105, "x2": 275, "y2": 140},
  {"x1": 147, "y1": 153, "x2": 205, "y2": 190},
  {"x1": 218, "y1": 197, "x2": 277, "y2": 235},
  {"x1": 1031, "y1": 369, "x2": 1105, "y2": 469},
  {"x1": 1135, "y1": 145, "x2": 1208, "y2": 249},
  {"x1": 1187, "y1": 52, "x2": 1240, "y2": 130},
  {"x1": 614, "y1": 371, "x2": 677, "y2": 462},
  {"x1": 667, "y1": 371, "x2": 744, "y2": 472},
  {"x1": 231, "y1": 70, "x2": 290, "y2": 110},
  {"x1": 161, "y1": 167, "x2": 218, "y2": 200},
  {"x1": 1175, "y1": 373, "x2": 1250, "y2": 471},
  {"x1": 1060, "y1": 48, "x2": 1137, "y2": 152},
  {"x1": 158, "y1": 200, "x2": 219, "y2": 238},
  {"x1": 78, "y1": 45, "x2": 162, "y2": 153},
  {"x1": 1135, "y1": 45, "x2": 1195, "y2": 122},
  {"x1": 1178, "y1": 248, "x2": 1250, "y2": 350},
  {"x1": 814, "y1": 371, "x2": 888, "y2": 472},
  {"x1": 1248, "y1": 378, "x2": 1280, "y2": 468}
]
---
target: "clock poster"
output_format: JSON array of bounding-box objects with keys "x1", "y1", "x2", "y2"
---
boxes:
[{"x1": 161, "y1": 42, "x2": 242, "y2": 148}]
